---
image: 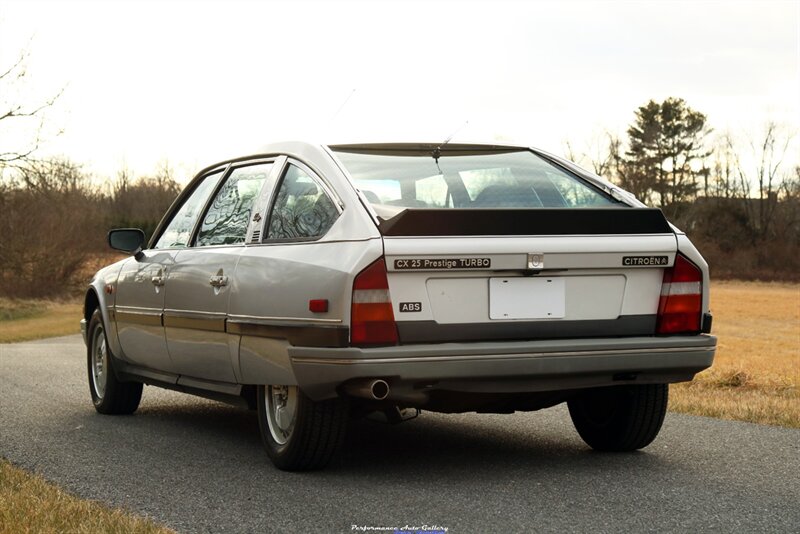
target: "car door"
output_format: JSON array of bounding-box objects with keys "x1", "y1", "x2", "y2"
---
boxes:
[
  {"x1": 228, "y1": 159, "x2": 353, "y2": 386},
  {"x1": 163, "y1": 160, "x2": 277, "y2": 383},
  {"x1": 114, "y1": 168, "x2": 224, "y2": 373}
]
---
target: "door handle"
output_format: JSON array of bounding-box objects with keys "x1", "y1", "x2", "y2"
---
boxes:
[
  {"x1": 209, "y1": 275, "x2": 229, "y2": 288},
  {"x1": 151, "y1": 269, "x2": 165, "y2": 287}
]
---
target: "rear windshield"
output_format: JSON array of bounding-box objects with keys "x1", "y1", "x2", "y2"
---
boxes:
[{"x1": 331, "y1": 147, "x2": 616, "y2": 210}]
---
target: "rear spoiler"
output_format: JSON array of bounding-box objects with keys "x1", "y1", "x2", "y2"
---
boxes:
[{"x1": 377, "y1": 208, "x2": 673, "y2": 236}]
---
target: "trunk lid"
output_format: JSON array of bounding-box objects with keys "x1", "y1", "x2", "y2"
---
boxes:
[{"x1": 380, "y1": 208, "x2": 677, "y2": 344}]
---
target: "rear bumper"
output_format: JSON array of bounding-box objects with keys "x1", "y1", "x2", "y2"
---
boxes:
[{"x1": 288, "y1": 335, "x2": 717, "y2": 400}]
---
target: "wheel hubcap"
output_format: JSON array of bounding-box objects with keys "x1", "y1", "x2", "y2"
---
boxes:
[
  {"x1": 91, "y1": 326, "x2": 108, "y2": 399},
  {"x1": 265, "y1": 385, "x2": 298, "y2": 445}
]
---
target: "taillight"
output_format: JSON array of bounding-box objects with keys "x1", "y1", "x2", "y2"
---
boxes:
[
  {"x1": 656, "y1": 254, "x2": 703, "y2": 334},
  {"x1": 351, "y1": 258, "x2": 398, "y2": 346}
]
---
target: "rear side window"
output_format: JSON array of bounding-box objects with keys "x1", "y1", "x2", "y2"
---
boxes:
[
  {"x1": 154, "y1": 170, "x2": 222, "y2": 249},
  {"x1": 266, "y1": 164, "x2": 339, "y2": 240},
  {"x1": 196, "y1": 163, "x2": 272, "y2": 246},
  {"x1": 333, "y1": 148, "x2": 616, "y2": 209}
]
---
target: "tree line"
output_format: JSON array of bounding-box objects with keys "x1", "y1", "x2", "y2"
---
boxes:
[
  {"x1": 0, "y1": 160, "x2": 180, "y2": 297},
  {"x1": 566, "y1": 97, "x2": 799, "y2": 281},
  {"x1": 1, "y1": 92, "x2": 798, "y2": 298}
]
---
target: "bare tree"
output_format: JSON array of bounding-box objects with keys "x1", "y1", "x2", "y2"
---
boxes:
[
  {"x1": 0, "y1": 44, "x2": 64, "y2": 168},
  {"x1": 724, "y1": 122, "x2": 796, "y2": 241},
  {"x1": 564, "y1": 130, "x2": 618, "y2": 178},
  {"x1": 563, "y1": 140, "x2": 580, "y2": 167},
  {"x1": 109, "y1": 161, "x2": 181, "y2": 241},
  {"x1": 15, "y1": 157, "x2": 88, "y2": 194},
  {"x1": 0, "y1": 157, "x2": 103, "y2": 297},
  {"x1": 708, "y1": 134, "x2": 747, "y2": 199}
]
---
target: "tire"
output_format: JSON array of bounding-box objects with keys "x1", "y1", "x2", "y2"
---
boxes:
[
  {"x1": 568, "y1": 384, "x2": 668, "y2": 452},
  {"x1": 256, "y1": 385, "x2": 348, "y2": 471},
  {"x1": 87, "y1": 309, "x2": 143, "y2": 415}
]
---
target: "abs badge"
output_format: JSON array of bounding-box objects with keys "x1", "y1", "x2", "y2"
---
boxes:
[
  {"x1": 622, "y1": 255, "x2": 669, "y2": 266},
  {"x1": 399, "y1": 302, "x2": 422, "y2": 312}
]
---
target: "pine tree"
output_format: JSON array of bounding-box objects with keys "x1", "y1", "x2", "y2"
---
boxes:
[{"x1": 621, "y1": 98, "x2": 711, "y2": 208}]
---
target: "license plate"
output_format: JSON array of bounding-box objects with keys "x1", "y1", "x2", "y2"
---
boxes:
[{"x1": 489, "y1": 277, "x2": 566, "y2": 320}]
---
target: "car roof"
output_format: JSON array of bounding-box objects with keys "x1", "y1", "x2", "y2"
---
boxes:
[
  {"x1": 252, "y1": 140, "x2": 531, "y2": 154},
  {"x1": 197, "y1": 140, "x2": 633, "y2": 209},
  {"x1": 326, "y1": 142, "x2": 530, "y2": 156}
]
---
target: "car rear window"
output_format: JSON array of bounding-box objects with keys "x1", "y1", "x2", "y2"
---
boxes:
[{"x1": 331, "y1": 147, "x2": 616, "y2": 209}]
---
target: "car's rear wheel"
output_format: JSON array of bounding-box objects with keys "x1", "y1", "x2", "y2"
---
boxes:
[
  {"x1": 568, "y1": 384, "x2": 668, "y2": 451},
  {"x1": 87, "y1": 309, "x2": 143, "y2": 415},
  {"x1": 256, "y1": 385, "x2": 348, "y2": 471}
]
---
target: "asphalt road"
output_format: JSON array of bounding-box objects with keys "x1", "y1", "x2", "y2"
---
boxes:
[{"x1": 1, "y1": 335, "x2": 798, "y2": 533}]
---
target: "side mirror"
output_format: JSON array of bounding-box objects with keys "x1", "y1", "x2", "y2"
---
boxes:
[{"x1": 108, "y1": 228, "x2": 146, "y2": 257}]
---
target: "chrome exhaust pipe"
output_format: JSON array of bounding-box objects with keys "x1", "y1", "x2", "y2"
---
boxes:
[{"x1": 343, "y1": 379, "x2": 390, "y2": 400}]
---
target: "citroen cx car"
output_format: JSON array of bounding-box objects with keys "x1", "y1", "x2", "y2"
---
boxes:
[{"x1": 81, "y1": 141, "x2": 716, "y2": 470}]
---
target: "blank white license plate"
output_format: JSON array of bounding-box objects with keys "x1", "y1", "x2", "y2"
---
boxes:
[{"x1": 489, "y1": 277, "x2": 566, "y2": 320}]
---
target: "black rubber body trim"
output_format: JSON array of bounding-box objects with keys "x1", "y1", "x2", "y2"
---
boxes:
[
  {"x1": 118, "y1": 311, "x2": 350, "y2": 348},
  {"x1": 397, "y1": 315, "x2": 657, "y2": 344},
  {"x1": 378, "y1": 208, "x2": 672, "y2": 236},
  {"x1": 702, "y1": 313, "x2": 713, "y2": 334},
  {"x1": 227, "y1": 321, "x2": 349, "y2": 348}
]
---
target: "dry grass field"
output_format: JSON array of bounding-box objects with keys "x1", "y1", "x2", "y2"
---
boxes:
[
  {"x1": 669, "y1": 281, "x2": 800, "y2": 427},
  {"x1": 0, "y1": 299, "x2": 82, "y2": 343},
  {"x1": 0, "y1": 459, "x2": 173, "y2": 534}
]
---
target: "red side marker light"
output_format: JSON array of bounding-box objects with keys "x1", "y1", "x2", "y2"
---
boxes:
[{"x1": 309, "y1": 299, "x2": 329, "y2": 313}]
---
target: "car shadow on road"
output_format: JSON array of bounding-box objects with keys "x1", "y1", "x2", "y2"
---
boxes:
[
  {"x1": 331, "y1": 412, "x2": 672, "y2": 480},
  {"x1": 77, "y1": 397, "x2": 673, "y2": 481}
]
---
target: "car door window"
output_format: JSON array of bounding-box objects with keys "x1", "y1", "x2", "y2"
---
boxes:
[
  {"x1": 154, "y1": 170, "x2": 222, "y2": 249},
  {"x1": 266, "y1": 164, "x2": 339, "y2": 240},
  {"x1": 196, "y1": 163, "x2": 272, "y2": 246}
]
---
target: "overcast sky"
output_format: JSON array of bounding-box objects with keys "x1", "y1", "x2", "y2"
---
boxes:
[{"x1": 1, "y1": 0, "x2": 798, "y2": 182}]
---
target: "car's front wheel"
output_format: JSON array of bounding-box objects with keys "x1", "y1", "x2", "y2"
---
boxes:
[
  {"x1": 568, "y1": 384, "x2": 668, "y2": 451},
  {"x1": 87, "y1": 309, "x2": 143, "y2": 415},
  {"x1": 256, "y1": 385, "x2": 348, "y2": 471}
]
